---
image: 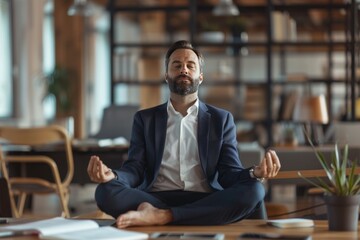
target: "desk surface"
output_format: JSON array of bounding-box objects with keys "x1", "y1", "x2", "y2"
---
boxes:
[
  {"x1": 131, "y1": 220, "x2": 359, "y2": 240},
  {"x1": 1, "y1": 219, "x2": 359, "y2": 240},
  {"x1": 7, "y1": 144, "x2": 129, "y2": 184}
]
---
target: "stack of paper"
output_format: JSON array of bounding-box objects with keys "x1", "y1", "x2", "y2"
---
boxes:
[{"x1": 0, "y1": 217, "x2": 148, "y2": 240}]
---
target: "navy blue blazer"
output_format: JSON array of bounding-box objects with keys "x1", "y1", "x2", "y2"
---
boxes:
[{"x1": 114, "y1": 101, "x2": 251, "y2": 192}]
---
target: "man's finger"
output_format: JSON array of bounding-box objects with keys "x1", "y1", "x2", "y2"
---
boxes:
[
  {"x1": 269, "y1": 150, "x2": 281, "y2": 175},
  {"x1": 87, "y1": 155, "x2": 96, "y2": 174},
  {"x1": 259, "y1": 153, "x2": 268, "y2": 175},
  {"x1": 98, "y1": 161, "x2": 106, "y2": 180},
  {"x1": 265, "y1": 151, "x2": 274, "y2": 175},
  {"x1": 89, "y1": 156, "x2": 100, "y2": 180},
  {"x1": 92, "y1": 157, "x2": 100, "y2": 176},
  {"x1": 271, "y1": 150, "x2": 281, "y2": 167}
]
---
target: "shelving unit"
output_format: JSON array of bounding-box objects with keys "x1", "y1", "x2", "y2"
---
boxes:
[{"x1": 107, "y1": 0, "x2": 359, "y2": 147}]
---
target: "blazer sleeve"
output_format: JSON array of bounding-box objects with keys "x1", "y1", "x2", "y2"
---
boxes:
[
  {"x1": 114, "y1": 111, "x2": 148, "y2": 188},
  {"x1": 215, "y1": 111, "x2": 252, "y2": 187}
]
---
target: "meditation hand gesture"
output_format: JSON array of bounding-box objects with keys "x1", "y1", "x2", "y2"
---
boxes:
[
  {"x1": 254, "y1": 150, "x2": 281, "y2": 179},
  {"x1": 87, "y1": 155, "x2": 116, "y2": 183}
]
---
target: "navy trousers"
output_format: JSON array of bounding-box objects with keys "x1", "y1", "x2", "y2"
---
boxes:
[{"x1": 95, "y1": 180, "x2": 265, "y2": 225}]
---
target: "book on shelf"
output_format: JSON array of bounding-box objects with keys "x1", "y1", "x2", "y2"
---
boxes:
[
  {"x1": 243, "y1": 85, "x2": 266, "y2": 121},
  {"x1": 0, "y1": 217, "x2": 148, "y2": 240},
  {"x1": 278, "y1": 90, "x2": 300, "y2": 121},
  {"x1": 272, "y1": 11, "x2": 297, "y2": 41},
  {"x1": 267, "y1": 218, "x2": 315, "y2": 228}
]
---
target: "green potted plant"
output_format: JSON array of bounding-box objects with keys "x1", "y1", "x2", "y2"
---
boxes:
[
  {"x1": 298, "y1": 141, "x2": 360, "y2": 231},
  {"x1": 43, "y1": 65, "x2": 74, "y2": 118}
]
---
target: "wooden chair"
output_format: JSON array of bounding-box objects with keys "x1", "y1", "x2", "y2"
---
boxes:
[
  {"x1": 0, "y1": 177, "x2": 14, "y2": 217},
  {"x1": 0, "y1": 125, "x2": 74, "y2": 217}
]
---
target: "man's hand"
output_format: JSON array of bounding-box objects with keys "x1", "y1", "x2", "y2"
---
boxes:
[
  {"x1": 254, "y1": 150, "x2": 281, "y2": 178},
  {"x1": 87, "y1": 155, "x2": 116, "y2": 183}
]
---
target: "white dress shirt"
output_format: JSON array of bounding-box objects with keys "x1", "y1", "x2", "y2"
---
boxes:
[{"x1": 151, "y1": 100, "x2": 212, "y2": 192}]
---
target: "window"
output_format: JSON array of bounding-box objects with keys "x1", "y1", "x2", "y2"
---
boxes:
[
  {"x1": 85, "y1": 14, "x2": 111, "y2": 135},
  {"x1": 0, "y1": 0, "x2": 12, "y2": 118},
  {"x1": 42, "y1": 0, "x2": 55, "y2": 120}
]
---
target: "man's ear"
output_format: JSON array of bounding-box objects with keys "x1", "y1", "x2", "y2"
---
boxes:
[{"x1": 199, "y1": 73, "x2": 203, "y2": 84}]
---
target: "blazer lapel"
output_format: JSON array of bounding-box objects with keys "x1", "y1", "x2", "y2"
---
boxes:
[
  {"x1": 154, "y1": 103, "x2": 168, "y2": 171},
  {"x1": 198, "y1": 102, "x2": 210, "y2": 174}
]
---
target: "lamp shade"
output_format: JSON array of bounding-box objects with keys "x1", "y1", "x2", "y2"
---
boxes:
[
  {"x1": 293, "y1": 94, "x2": 329, "y2": 124},
  {"x1": 213, "y1": 0, "x2": 239, "y2": 16},
  {"x1": 67, "y1": 0, "x2": 101, "y2": 16}
]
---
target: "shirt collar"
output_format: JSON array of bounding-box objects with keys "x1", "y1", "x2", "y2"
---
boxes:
[{"x1": 167, "y1": 99, "x2": 199, "y2": 116}]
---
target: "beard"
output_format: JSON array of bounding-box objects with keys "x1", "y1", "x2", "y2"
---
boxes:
[{"x1": 167, "y1": 74, "x2": 201, "y2": 96}]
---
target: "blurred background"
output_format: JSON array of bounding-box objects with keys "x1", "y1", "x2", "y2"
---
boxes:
[{"x1": 2, "y1": 0, "x2": 360, "y2": 148}]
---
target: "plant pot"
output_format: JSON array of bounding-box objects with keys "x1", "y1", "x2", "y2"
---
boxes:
[{"x1": 324, "y1": 194, "x2": 360, "y2": 231}]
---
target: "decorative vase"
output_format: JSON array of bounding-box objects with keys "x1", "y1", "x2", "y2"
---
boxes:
[{"x1": 324, "y1": 194, "x2": 360, "y2": 231}]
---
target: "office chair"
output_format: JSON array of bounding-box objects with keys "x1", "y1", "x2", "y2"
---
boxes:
[
  {"x1": 0, "y1": 125, "x2": 74, "y2": 217},
  {"x1": 91, "y1": 105, "x2": 139, "y2": 141}
]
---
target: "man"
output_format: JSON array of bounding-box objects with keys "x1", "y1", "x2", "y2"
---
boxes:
[{"x1": 87, "y1": 40, "x2": 281, "y2": 228}]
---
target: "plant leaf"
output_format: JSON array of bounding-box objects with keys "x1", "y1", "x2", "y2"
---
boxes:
[
  {"x1": 297, "y1": 172, "x2": 334, "y2": 194},
  {"x1": 301, "y1": 129, "x2": 360, "y2": 196},
  {"x1": 348, "y1": 156, "x2": 360, "y2": 195},
  {"x1": 332, "y1": 145, "x2": 345, "y2": 195}
]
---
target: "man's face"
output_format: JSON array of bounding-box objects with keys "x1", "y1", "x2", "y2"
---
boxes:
[{"x1": 166, "y1": 49, "x2": 203, "y2": 96}]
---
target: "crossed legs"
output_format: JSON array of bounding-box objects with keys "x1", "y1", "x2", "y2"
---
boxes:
[{"x1": 95, "y1": 180, "x2": 265, "y2": 228}]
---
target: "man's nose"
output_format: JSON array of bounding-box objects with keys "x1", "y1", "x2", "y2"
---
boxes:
[{"x1": 180, "y1": 66, "x2": 188, "y2": 74}]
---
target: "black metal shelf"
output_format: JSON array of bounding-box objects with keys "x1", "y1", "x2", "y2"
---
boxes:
[
  {"x1": 112, "y1": 78, "x2": 350, "y2": 86},
  {"x1": 112, "y1": 40, "x2": 349, "y2": 49},
  {"x1": 108, "y1": 3, "x2": 349, "y2": 12},
  {"x1": 108, "y1": 0, "x2": 359, "y2": 147}
]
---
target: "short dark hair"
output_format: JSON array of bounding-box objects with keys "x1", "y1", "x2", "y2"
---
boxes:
[{"x1": 165, "y1": 40, "x2": 204, "y2": 72}]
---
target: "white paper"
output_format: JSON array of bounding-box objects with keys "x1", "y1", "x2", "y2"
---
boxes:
[
  {"x1": 2, "y1": 217, "x2": 99, "y2": 236},
  {"x1": 1, "y1": 217, "x2": 148, "y2": 240},
  {"x1": 42, "y1": 226, "x2": 148, "y2": 240}
]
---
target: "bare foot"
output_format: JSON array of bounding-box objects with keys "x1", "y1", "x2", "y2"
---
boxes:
[{"x1": 115, "y1": 202, "x2": 173, "y2": 228}]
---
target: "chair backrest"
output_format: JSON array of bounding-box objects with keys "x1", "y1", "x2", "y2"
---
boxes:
[
  {"x1": 92, "y1": 105, "x2": 139, "y2": 141},
  {"x1": 0, "y1": 125, "x2": 74, "y2": 187},
  {"x1": 333, "y1": 122, "x2": 360, "y2": 147},
  {"x1": 0, "y1": 177, "x2": 13, "y2": 217}
]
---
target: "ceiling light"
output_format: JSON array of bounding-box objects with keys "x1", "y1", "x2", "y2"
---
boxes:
[
  {"x1": 67, "y1": 0, "x2": 102, "y2": 16},
  {"x1": 213, "y1": 0, "x2": 239, "y2": 16}
]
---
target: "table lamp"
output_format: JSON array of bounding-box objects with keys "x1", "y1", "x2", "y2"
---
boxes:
[
  {"x1": 293, "y1": 94, "x2": 329, "y2": 145},
  {"x1": 213, "y1": 0, "x2": 240, "y2": 16}
]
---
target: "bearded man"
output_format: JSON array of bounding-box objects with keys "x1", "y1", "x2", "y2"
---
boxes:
[{"x1": 87, "y1": 40, "x2": 281, "y2": 228}]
